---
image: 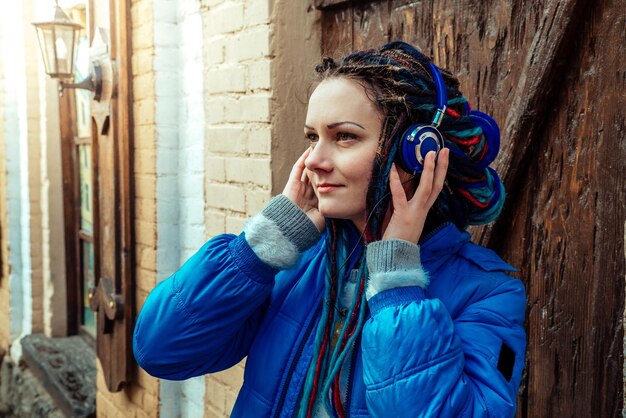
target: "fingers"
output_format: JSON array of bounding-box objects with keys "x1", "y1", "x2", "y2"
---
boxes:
[
  {"x1": 412, "y1": 151, "x2": 436, "y2": 206},
  {"x1": 410, "y1": 149, "x2": 449, "y2": 209},
  {"x1": 291, "y1": 147, "x2": 311, "y2": 181},
  {"x1": 388, "y1": 163, "x2": 408, "y2": 210},
  {"x1": 427, "y1": 148, "x2": 449, "y2": 207},
  {"x1": 283, "y1": 147, "x2": 312, "y2": 202}
]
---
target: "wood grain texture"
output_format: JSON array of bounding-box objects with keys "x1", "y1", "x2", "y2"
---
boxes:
[
  {"x1": 89, "y1": 0, "x2": 134, "y2": 393},
  {"x1": 320, "y1": 0, "x2": 625, "y2": 415},
  {"x1": 59, "y1": 88, "x2": 81, "y2": 335}
]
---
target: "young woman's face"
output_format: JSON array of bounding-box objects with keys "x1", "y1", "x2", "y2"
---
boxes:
[{"x1": 304, "y1": 77, "x2": 383, "y2": 230}]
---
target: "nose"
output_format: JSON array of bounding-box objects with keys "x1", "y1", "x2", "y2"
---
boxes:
[{"x1": 304, "y1": 140, "x2": 333, "y2": 173}]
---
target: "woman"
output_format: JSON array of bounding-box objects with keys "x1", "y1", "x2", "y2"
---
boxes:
[{"x1": 133, "y1": 41, "x2": 526, "y2": 417}]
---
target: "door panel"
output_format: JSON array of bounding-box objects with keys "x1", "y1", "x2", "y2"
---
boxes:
[
  {"x1": 315, "y1": 0, "x2": 625, "y2": 415},
  {"x1": 86, "y1": 0, "x2": 134, "y2": 392}
]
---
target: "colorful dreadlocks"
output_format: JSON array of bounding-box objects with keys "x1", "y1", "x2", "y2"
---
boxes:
[{"x1": 298, "y1": 41, "x2": 507, "y2": 417}]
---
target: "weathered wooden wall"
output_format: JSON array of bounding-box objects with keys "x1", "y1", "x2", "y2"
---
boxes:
[{"x1": 316, "y1": 0, "x2": 626, "y2": 416}]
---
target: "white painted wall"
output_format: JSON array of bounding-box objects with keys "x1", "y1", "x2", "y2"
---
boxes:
[
  {"x1": 154, "y1": 0, "x2": 206, "y2": 416},
  {"x1": 2, "y1": 0, "x2": 32, "y2": 359}
]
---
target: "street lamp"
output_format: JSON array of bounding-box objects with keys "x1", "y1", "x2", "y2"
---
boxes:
[{"x1": 33, "y1": 1, "x2": 103, "y2": 100}]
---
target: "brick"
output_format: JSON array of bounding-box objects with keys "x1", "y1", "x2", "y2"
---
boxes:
[
  {"x1": 205, "y1": 209, "x2": 226, "y2": 237},
  {"x1": 206, "y1": 66, "x2": 246, "y2": 93},
  {"x1": 134, "y1": 125, "x2": 157, "y2": 150},
  {"x1": 247, "y1": 59, "x2": 271, "y2": 90},
  {"x1": 141, "y1": 390, "x2": 159, "y2": 415},
  {"x1": 236, "y1": 94, "x2": 270, "y2": 122},
  {"x1": 206, "y1": 156, "x2": 226, "y2": 182},
  {"x1": 135, "y1": 197, "x2": 156, "y2": 221},
  {"x1": 134, "y1": 174, "x2": 156, "y2": 199},
  {"x1": 206, "y1": 184, "x2": 245, "y2": 212},
  {"x1": 180, "y1": 197, "x2": 205, "y2": 225},
  {"x1": 227, "y1": 27, "x2": 270, "y2": 62},
  {"x1": 246, "y1": 191, "x2": 272, "y2": 215},
  {"x1": 132, "y1": 25, "x2": 155, "y2": 51},
  {"x1": 154, "y1": 49, "x2": 178, "y2": 72},
  {"x1": 207, "y1": 126, "x2": 245, "y2": 154},
  {"x1": 134, "y1": 98, "x2": 156, "y2": 126},
  {"x1": 135, "y1": 148, "x2": 157, "y2": 175},
  {"x1": 205, "y1": 402, "x2": 226, "y2": 418},
  {"x1": 132, "y1": 49, "x2": 154, "y2": 77},
  {"x1": 226, "y1": 215, "x2": 246, "y2": 233},
  {"x1": 244, "y1": 0, "x2": 271, "y2": 26},
  {"x1": 205, "y1": 378, "x2": 229, "y2": 414},
  {"x1": 135, "y1": 287, "x2": 150, "y2": 311},
  {"x1": 156, "y1": 148, "x2": 178, "y2": 175},
  {"x1": 155, "y1": 71, "x2": 179, "y2": 100},
  {"x1": 135, "y1": 368, "x2": 159, "y2": 396},
  {"x1": 211, "y1": 364, "x2": 244, "y2": 390},
  {"x1": 206, "y1": 3, "x2": 244, "y2": 36},
  {"x1": 137, "y1": 243, "x2": 157, "y2": 270},
  {"x1": 155, "y1": 91, "x2": 180, "y2": 120},
  {"x1": 153, "y1": 0, "x2": 177, "y2": 24},
  {"x1": 136, "y1": 219, "x2": 157, "y2": 247},
  {"x1": 179, "y1": 173, "x2": 205, "y2": 196},
  {"x1": 206, "y1": 37, "x2": 226, "y2": 65},
  {"x1": 181, "y1": 225, "x2": 206, "y2": 250},
  {"x1": 224, "y1": 386, "x2": 238, "y2": 415},
  {"x1": 246, "y1": 125, "x2": 272, "y2": 155},
  {"x1": 206, "y1": 96, "x2": 236, "y2": 124},
  {"x1": 131, "y1": 1, "x2": 152, "y2": 28},
  {"x1": 225, "y1": 158, "x2": 270, "y2": 185},
  {"x1": 133, "y1": 73, "x2": 156, "y2": 99}
]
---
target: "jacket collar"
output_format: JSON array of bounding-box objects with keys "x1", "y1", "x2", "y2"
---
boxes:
[{"x1": 420, "y1": 222, "x2": 470, "y2": 270}]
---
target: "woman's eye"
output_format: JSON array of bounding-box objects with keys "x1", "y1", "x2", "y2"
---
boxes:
[
  {"x1": 305, "y1": 133, "x2": 319, "y2": 143},
  {"x1": 337, "y1": 132, "x2": 358, "y2": 142}
]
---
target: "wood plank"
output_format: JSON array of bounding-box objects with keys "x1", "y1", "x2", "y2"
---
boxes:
[
  {"x1": 352, "y1": 1, "x2": 391, "y2": 51},
  {"x1": 321, "y1": 5, "x2": 354, "y2": 57},
  {"x1": 59, "y1": 86, "x2": 80, "y2": 335},
  {"x1": 498, "y1": 1, "x2": 625, "y2": 415}
]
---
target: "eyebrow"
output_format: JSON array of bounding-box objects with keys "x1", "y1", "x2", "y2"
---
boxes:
[{"x1": 304, "y1": 121, "x2": 366, "y2": 130}]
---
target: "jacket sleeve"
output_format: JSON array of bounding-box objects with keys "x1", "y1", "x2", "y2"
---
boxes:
[
  {"x1": 133, "y1": 195, "x2": 320, "y2": 380},
  {"x1": 361, "y1": 240, "x2": 526, "y2": 417}
]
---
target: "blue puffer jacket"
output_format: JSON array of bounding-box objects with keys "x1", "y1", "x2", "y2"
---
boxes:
[{"x1": 134, "y1": 222, "x2": 526, "y2": 417}]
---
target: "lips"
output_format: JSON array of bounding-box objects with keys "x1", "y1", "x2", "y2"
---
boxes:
[{"x1": 317, "y1": 183, "x2": 343, "y2": 193}]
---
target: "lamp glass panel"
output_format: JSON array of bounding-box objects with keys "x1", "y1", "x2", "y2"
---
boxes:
[
  {"x1": 35, "y1": 26, "x2": 53, "y2": 75},
  {"x1": 55, "y1": 25, "x2": 76, "y2": 77},
  {"x1": 42, "y1": 26, "x2": 58, "y2": 75}
]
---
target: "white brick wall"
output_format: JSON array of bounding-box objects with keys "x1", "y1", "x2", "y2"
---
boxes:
[
  {"x1": 201, "y1": 1, "x2": 273, "y2": 416},
  {"x1": 2, "y1": 0, "x2": 33, "y2": 357},
  {"x1": 154, "y1": 0, "x2": 207, "y2": 416}
]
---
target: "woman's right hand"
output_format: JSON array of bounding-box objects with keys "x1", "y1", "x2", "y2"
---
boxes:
[{"x1": 282, "y1": 148, "x2": 325, "y2": 232}]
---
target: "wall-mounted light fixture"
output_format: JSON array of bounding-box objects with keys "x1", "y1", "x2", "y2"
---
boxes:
[{"x1": 33, "y1": 1, "x2": 106, "y2": 101}]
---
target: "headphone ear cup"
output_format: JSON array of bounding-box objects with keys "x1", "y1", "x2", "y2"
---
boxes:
[
  {"x1": 398, "y1": 124, "x2": 445, "y2": 174},
  {"x1": 469, "y1": 110, "x2": 500, "y2": 168}
]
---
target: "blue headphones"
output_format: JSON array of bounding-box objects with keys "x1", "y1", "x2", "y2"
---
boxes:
[
  {"x1": 397, "y1": 62, "x2": 447, "y2": 174},
  {"x1": 397, "y1": 62, "x2": 501, "y2": 174}
]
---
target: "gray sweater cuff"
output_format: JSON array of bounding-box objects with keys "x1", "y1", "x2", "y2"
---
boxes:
[
  {"x1": 366, "y1": 239, "x2": 428, "y2": 300},
  {"x1": 261, "y1": 194, "x2": 321, "y2": 252},
  {"x1": 243, "y1": 195, "x2": 321, "y2": 270}
]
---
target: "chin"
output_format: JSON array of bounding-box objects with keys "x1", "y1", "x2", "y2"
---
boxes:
[{"x1": 318, "y1": 202, "x2": 362, "y2": 223}]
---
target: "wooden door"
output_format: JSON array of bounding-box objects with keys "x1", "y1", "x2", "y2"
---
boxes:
[
  {"x1": 314, "y1": 0, "x2": 625, "y2": 416},
  {"x1": 85, "y1": 0, "x2": 134, "y2": 392}
]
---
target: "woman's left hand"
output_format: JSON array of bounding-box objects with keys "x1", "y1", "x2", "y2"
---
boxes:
[{"x1": 382, "y1": 149, "x2": 450, "y2": 243}]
